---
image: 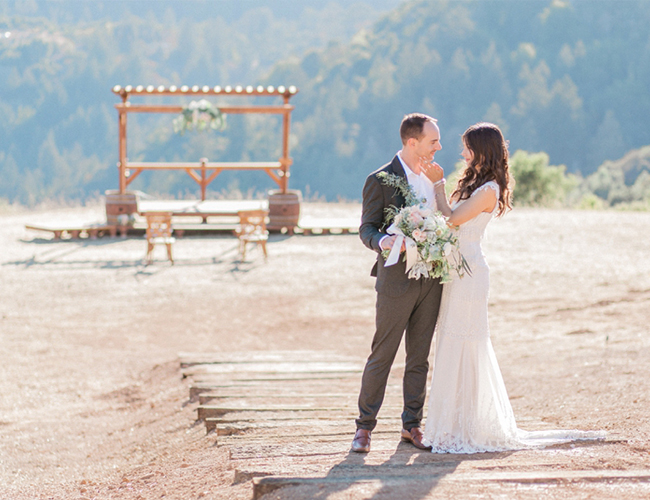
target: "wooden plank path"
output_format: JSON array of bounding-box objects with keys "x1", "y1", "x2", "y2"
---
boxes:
[{"x1": 180, "y1": 351, "x2": 648, "y2": 499}]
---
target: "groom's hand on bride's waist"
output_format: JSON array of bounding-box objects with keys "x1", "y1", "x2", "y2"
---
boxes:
[{"x1": 380, "y1": 235, "x2": 405, "y2": 253}]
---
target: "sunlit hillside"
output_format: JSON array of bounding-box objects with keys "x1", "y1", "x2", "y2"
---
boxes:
[{"x1": 1, "y1": 0, "x2": 649, "y2": 204}]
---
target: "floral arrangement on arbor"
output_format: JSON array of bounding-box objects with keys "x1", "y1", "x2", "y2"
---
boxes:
[{"x1": 173, "y1": 99, "x2": 226, "y2": 135}]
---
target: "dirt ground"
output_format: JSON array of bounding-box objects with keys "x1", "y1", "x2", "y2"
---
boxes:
[{"x1": 1, "y1": 202, "x2": 649, "y2": 500}]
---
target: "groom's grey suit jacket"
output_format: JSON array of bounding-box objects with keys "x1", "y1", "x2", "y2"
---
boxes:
[{"x1": 360, "y1": 155, "x2": 413, "y2": 298}]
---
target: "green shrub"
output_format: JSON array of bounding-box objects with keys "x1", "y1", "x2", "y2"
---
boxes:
[
  {"x1": 509, "y1": 150, "x2": 579, "y2": 206},
  {"x1": 578, "y1": 193, "x2": 605, "y2": 210},
  {"x1": 584, "y1": 145, "x2": 650, "y2": 208}
]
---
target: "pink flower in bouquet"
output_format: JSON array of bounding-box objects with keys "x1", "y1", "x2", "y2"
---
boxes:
[
  {"x1": 408, "y1": 210, "x2": 424, "y2": 225},
  {"x1": 412, "y1": 228, "x2": 426, "y2": 243}
]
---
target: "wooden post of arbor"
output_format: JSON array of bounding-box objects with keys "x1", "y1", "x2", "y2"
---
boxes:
[
  {"x1": 109, "y1": 84, "x2": 301, "y2": 231},
  {"x1": 117, "y1": 98, "x2": 127, "y2": 194},
  {"x1": 280, "y1": 91, "x2": 292, "y2": 193}
]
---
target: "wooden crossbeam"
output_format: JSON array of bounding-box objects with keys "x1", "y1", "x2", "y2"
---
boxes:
[
  {"x1": 115, "y1": 104, "x2": 294, "y2": 114},
  {"x1": 112, "y1": 84, "x2": 298, "y2": 100}
]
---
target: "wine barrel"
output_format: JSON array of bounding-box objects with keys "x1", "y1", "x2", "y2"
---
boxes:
[
  {"x1": 267, "y1": 189, "x2": 302, "y2": 231},
  {"x1": 105, "y1": 190, "x2": 139, "y2": 226}
]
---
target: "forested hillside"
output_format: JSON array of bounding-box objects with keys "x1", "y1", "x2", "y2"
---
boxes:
[
  {"x1": 1, "y1": 0, "x2": 649, "y2": 204},
  {"x1": 0, "y1": 0, "x2": 402, "y2": 203},
  {"x1": 273, "y1": 0, "x2": 650, "y2": 199}
]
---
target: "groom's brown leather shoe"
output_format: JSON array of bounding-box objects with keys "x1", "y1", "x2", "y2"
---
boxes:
[
  {"x1": 351, "y1": 429, "x2": 371, "y2": 453},
  {"x1": 401, "y1": 427, "x2": 432, "y2": 450}
]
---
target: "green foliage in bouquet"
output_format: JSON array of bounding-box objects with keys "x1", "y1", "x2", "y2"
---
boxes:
[{"x1": 376, "y1": 171, "x2": 424, "y2": 223}]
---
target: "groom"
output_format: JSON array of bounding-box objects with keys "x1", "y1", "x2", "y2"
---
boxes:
[{"x1": 352, "y1": 113, "x2": 444, "y2": 453}]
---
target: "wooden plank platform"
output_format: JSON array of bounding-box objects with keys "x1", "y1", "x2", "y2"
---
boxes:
[
  {"x1": 138, "y1": 202, "x2": 359, "y2": 235},
  {"x1": 25, "y1": 223, "x2": 129, "y2": 240},
  {"x1": 179, "y1": 350, "x2": 347, "y2": 366},
  {"x1": 182, "y1": 361, "x2": 361, "y2": 377},
  {"x1": 25, "y1": 212, "x2": 359, "y2": 239},
  {"x1": 179, "y1": 350, "x2": 632, "y2": 500},
  {"x1": 296, "y1": 215, "x2": 359, "y2": 235},
  {"x1": 252, "y1": 470, "x2": 650, "y2": 499},
  {"x1": 182, "y1": 350, "x2": 364, "y2": 437}
]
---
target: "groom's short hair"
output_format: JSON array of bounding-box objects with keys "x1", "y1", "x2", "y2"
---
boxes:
[{"x1": 400, "y1": 113, "x2": 437, "y2": 145}]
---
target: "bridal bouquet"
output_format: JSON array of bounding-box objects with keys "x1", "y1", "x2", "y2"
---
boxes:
[{"x1": 377, "y1": 172, "x2": 470, "y2": 283}]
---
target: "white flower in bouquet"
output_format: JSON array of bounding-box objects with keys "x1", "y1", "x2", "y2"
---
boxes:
[{"x1": 423, "y1": 217, "x2": 437, "y2": 232}]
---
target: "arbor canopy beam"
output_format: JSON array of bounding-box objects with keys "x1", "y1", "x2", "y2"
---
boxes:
[
  {"x1": 112, "y1": 84, "x2": 298, "y2": 103},
  {"x1": 115, "y1": 104, "x2": 294, "y2": 114}
]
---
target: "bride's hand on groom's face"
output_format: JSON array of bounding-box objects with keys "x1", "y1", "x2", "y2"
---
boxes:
[{"x1": 420, "y1": 159, "x2": 444, "y2": 183}]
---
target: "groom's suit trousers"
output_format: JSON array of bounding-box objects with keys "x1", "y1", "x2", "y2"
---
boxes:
[{"x1": 356, "y1": 276, "x2": 442, "y2": 431}]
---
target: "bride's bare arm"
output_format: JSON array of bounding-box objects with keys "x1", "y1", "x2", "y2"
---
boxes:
[
  {"x1": 438, "y1": 184, "x2": 497, "y2": 226},
  {"x1": 422, "y1": 160, "x2": 497, "y2": 225},
  {"x1": 433, "y1": 184, "x2": 452, "y2": 217}
]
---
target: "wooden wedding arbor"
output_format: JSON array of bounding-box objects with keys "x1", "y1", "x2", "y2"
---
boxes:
[
  {"x1": 108, "y1": 84, "x2": 301, "y2": 231},
  {"x1": 112, "y1": 84, "x2": 298, "y2": 198}
]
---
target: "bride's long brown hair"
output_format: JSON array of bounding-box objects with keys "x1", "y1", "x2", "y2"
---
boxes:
[{"x1": 452, "y1": 122, "x2": 513, "y2": 217}]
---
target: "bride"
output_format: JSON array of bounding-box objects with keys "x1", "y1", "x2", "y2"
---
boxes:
[{"x1": 420, "y1": 122, "x2": 604, "y2": 453}]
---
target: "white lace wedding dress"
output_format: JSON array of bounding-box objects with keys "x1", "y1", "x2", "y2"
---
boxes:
[{"x1": 423, "y1": 181, "x2": 604, "y2": 453}]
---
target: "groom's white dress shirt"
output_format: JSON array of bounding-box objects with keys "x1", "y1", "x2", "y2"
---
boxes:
[
  {"x1": 379, "y1": 151, "x2": 438, "y2": 250},
  {"x1": 397, "y1": 151, "x2": 437, "y2": 210}
]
